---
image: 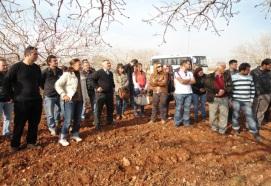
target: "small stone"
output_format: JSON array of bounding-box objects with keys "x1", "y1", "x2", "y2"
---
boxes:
[
  {"x1": 122, "y1": 157, "x2": 131, "y2": 167},
  {"x1": 97, "y1": 136, "x2": 102, "y2": 140},
  {"x1": 131, "y1": 176, "x2": 136, "y2": 181},
  {"x1": 170, "y1": 155, "x2": 178, "y2": 163},
  {"x1": 152, "y1": 155, "x2": 162, "y2": 163},
  {"x1": 177, "y1": 150, "x2": 191, "y2": 162}
]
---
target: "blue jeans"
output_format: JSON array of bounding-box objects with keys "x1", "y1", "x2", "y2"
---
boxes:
[
  {"x1": 174, "y1": 94, "x2": 192, "y2": 126},
  {"x1": 0, "y1": 102, "x2": 13, "y2": 135},
  {"x1": 232, "y1": 100, "x2": 258, "y2": 134},
  {"x1": 60, "y1": 100, "x2": 83, "y2": 139},
  {"x1": 192, "y1": 94, "x2": 206, "y2": 121},
  {"x1": 44, "y1": 96, "x2": 61, "y2": 129},
  {"x1": 116, "y1": 95, "x2": 127, "y2": 116}
]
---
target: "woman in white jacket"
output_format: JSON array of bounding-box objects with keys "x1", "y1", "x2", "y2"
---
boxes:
[{"x1": 55, "y1": 58, "x2": 83, "y2": 146}]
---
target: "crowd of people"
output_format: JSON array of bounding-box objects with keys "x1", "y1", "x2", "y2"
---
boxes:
[{"x1": 0, "y1": 46, "x2": 271, "y2": 151}]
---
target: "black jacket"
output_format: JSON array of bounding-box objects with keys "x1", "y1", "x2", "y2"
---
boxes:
[
  {"x1": 3, "y1": 61, "x2": 42, "y2": 101},
  {"x1": 41, "y1": 67, "x2": 63, "y2": 97},
  {"x1": 167, "y1": 73, "x2": 175, "y2": 93},
  {"x1": 192, "y1": 75, "x2": 206, "y2": 95},
  {"x1": 124, "y1": 63, "x2": 134, "y2": 90},
  {"x1": 250, "y1": 66, "x2": 271, "y2": 95},
  {"x1": 0, "y1": 72, "x2": 10, "y2": 102},
  {"x1": 90, "y1": 69, "x2": 115, "y2": 94},
  {"x1": 85, "y1": 68, "x2": 96, "y2": 93}
]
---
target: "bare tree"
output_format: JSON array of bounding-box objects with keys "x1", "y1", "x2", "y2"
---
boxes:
[
  {"x1": 233, "y1": 33, "x2": 271, "y2": 65},
  {"x1": 144, "y1": 0, "x2": 271, "y2": 43},
  {"x1": 0, "y1": 0, "x2": 127, "y2": 63}
]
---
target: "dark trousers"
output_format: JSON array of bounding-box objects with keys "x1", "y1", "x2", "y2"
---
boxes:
[
  {"x1": 94, "y1": 92, "x2": 114, "y2": 128},
  {"x1": 88, "y1": 90, "x2": 96, "y2": 112},
  {"x1": 151, "y1": 93, "x2": 168, "y2": 121},
  {"x1": 166, "y1": 93, "x2": 174, "y2": 118},
  {"x1": 228, "y1": 98, "x2": 233, "y2": 124},
  {"x1": 11, "y1": 99, "x2": 42, "y2": 148},
  {"x1": 128, "y1": 86, "x2": 135, "y2": 107},
  {"x1": 264, "y1": 103, "x2": 271, "y2": 122}
]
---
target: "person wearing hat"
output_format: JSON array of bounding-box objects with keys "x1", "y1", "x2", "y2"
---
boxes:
[{"x1": 90, "y1": 59, "x2": 115, "y2": 130}]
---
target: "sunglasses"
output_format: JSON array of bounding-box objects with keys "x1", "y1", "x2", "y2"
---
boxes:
[{"x1": 157, "y1": 66, "x2": 162, "y2": 68}]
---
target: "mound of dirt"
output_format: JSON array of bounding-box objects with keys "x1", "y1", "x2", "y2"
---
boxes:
[{"x1": 0, "y1": 105, "x2": 271, "y2": 185}]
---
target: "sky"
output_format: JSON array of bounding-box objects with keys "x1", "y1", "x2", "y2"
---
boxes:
[{"x1": 103, "y1": 0, "x2": 271, "y2": 62}]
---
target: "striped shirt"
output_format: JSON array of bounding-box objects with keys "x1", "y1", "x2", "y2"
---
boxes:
[{"x1": 231, "y1": 73, "x2": 255, "y2": 102}]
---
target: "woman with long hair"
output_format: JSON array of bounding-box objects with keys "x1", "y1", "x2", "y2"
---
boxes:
[
  {"x1": 149, "y1": 62, "x2": 168, "y2": 124},
  {"x1": 192, "y1": 67, "x2": 207, "y2": 122},
  {"x1": 55, "y1": 58, "x2": 83, "y2": 146},
  {"x1": 132, "y1": 63, "x2": 147, "y2": 117},
  {"x1": 114, "y1": 63, "x2": 129, "y2": 120}
]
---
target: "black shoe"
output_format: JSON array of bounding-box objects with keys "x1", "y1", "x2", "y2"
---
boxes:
[
  {"x1": 253, "y1": 133, "x2": 261, "y2": 142},
  {"x1": 3, "y1": 133, "x2": 12, "y2": 140},
  {"x1": 107, "y1": 121, "x2": 115, "y2": 125},
  {"x1": 95, "y1": 125, "x2": 101, "y2": 131},
  {"x1": 139, "y1": 113, "x2": 145, "y2": 117},
  {"x1": 27, "y1": 143, "x2": 42, "y2": 149}
]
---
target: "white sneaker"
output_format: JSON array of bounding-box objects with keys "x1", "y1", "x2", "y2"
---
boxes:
[
  {"x1": 49, "y1": 128, "x2": 56, "y2": 136},
  {"x1": 71, "y1": 136, "x2": 82, "y2": 142},
  {"x1": 59, "y1": 139, "x2": 69, "y2": 146}
]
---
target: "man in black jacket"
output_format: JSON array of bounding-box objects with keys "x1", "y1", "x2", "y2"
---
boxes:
[
  {"x1": 251, "y1": 58, "x2": 271, "y2": 128},
  {"x1": 82, "y1": 59, "x2": 96, "y2": 116},
  {"x1": 41, "y1": 55, "x2": 63, "y2": 136},
  {"x1": 91, "y1": 59, "x2": 115, "y2": 130},
  {"x1": 3, "y1": 46, "x2": 42, "y2": 151},
  {"x1": 224, "y1": 59, "x2": 238, "y2": 125}
]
